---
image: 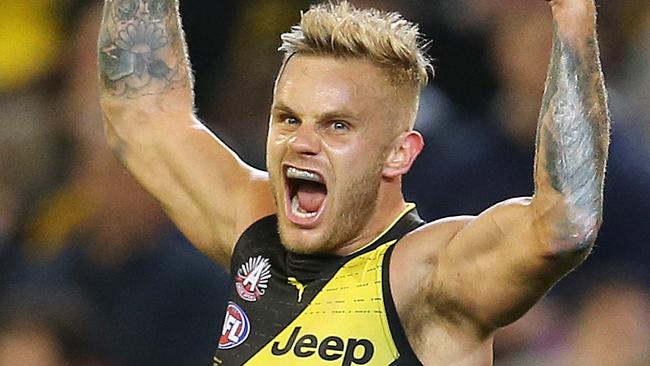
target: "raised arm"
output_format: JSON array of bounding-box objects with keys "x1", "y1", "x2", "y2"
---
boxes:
[
  {"x1": 98, "y1": 0, "x2": 274, "y2": 265},
  {"x1": 427, "y1": 0, "x2": 610, "y2": 331}
]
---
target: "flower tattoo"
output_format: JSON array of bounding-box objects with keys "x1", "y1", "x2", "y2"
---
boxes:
[
  {"x1": 100, "y1": 0, "x2": 179, "y2": 96},
  {"x1": 109, "y1": 20, "x2": 170, "y2": 83}
]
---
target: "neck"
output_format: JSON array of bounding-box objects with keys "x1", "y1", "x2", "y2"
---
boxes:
[{"x1": 330, "y1": 181, "x2": 408, "y2": 256}]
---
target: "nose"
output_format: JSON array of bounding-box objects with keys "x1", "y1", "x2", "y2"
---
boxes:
[{"x1": 288, "y1": 123, "x2": 321, "y2": 156}]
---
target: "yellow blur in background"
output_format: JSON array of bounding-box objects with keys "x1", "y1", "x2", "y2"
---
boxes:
[{"x1": 0, "y1": 0, "x2": 62, "y2": 90}]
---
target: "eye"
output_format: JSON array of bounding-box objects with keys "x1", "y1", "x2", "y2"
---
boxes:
[
  {"x1": 285, "y1": 117, "x2": 300, "y2": 125},
  {"x1": 331, "y1": 120, "x2": 350, "y2": 132}
]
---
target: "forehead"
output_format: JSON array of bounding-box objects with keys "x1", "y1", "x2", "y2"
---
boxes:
[{"x1": 273, "y1": 55, "x2": 394, "y2": 114}]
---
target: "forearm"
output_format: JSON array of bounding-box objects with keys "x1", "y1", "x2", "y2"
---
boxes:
[
  {"x1": 97, "y1": 1, "x2": 206, "y2": 246},
  {"x1": 98, "y1": 0, "x2": 200, "y2": 181},
  {"x1": 533, "y1": 0, "x2": 610, "y2": 250}
]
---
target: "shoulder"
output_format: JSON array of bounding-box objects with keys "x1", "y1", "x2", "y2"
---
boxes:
[
  {"x1": 386, "y1": 215, "x2": 476, "y2": 345},
  {"x1": 393, "y1": 215, "x2": 475, "y2": 262},
  {"x1": 388, "y1": 215, "x2": 474, "y2": 300}
]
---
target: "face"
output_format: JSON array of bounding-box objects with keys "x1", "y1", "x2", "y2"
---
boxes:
[{"x1": 266, "y1": 55, "x2": 401, "y2": 254}]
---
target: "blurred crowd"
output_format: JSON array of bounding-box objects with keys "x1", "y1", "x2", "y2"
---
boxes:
[{"x1": 0, "y1": 1, "x2": 648, "y2": 365}]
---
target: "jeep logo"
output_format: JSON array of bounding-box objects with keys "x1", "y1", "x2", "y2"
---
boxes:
[{"x1": 271, "y1": 327, "x2": 374, "y2": 365}]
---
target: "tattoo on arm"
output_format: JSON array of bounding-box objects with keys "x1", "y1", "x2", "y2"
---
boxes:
[
  {"x1": 535, "y1": 20, "x2": 610, "y2": 244},
  {"x1": 99, "y1": 0, "x2": 192, "y2": 98}
]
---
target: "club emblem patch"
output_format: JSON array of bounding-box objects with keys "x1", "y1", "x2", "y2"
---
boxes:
[
  {"x1": 218, "y1": 302, "x2": 250, "y2": 350},
  {"x1": 235, "y1": 256, "x2": 272, "y2": 302}
]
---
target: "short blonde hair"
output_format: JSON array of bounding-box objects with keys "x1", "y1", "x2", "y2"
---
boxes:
[{"x1": 279, "y1": 1, "x2": 432, "y2": 91}]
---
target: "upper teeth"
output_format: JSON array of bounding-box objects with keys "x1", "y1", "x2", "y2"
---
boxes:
[{"x1": 286, "y1": 167, "x2": 324, "y2": 183}]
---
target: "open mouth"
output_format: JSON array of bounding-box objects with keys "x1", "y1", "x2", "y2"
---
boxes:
[{"x1": 284, "y1": 166, "x2": 328, "y2": 226}]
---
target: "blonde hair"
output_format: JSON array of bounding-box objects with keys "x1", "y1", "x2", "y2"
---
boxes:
[{"x1": 279, "y1": 1, "x2": 432, "y2": 91}]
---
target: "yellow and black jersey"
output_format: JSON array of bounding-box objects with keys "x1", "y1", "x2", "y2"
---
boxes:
[{"x1": 214, "y1": 204, "x2": 425, "y2": 366}]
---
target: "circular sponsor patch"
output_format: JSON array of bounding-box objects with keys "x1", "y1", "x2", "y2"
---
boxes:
[
  {"x1": 218, "y1": 302, "x2": 251, "y2": 350},
  {"x1": 235, "y1": 256, "x2": 272, "y2": 302}
]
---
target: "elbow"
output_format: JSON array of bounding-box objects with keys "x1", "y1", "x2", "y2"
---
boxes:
[
  {"x1": 544, "y1": 214, "x2": 602, "y2": 261},
  {"x1": 533, "y1": 194, "x2": 603, "y2": 258}
]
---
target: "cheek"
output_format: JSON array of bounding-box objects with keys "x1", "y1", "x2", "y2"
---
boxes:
[
  {"x1": 323, "y1": 134, "x2": 368, "y2": 157},
  {"x1": 327, "y1": 140, "x2": 382, "y2": 178}
]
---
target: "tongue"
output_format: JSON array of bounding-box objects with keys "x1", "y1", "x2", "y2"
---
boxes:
[{"x1": 296, "y1": 183, "x2": 326, "y2": 213}]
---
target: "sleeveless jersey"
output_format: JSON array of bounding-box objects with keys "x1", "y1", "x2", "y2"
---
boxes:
[{"x1": 213, "y1": 204, "x2": 425, "y2": 366}]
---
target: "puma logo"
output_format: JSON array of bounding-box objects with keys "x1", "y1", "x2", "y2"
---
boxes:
[{"x1": 288, "y1": 277, "x2": 306, "y2": 302}]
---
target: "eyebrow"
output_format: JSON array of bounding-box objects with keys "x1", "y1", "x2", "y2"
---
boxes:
[
  {"x1": 271, "y1": 102, "x2": 360, "y2": 122},
  {"x1": 271, "y1": 102, "x2": 296, "y2": 115}
]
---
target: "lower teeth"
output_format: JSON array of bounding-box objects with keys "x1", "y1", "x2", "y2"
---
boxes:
[{"x1": 291, "y1": 195, "x2": 318, "y2": 218}]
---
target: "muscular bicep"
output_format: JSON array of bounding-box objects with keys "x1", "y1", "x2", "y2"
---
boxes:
[
  {"x1": 105, "y1": 114, "x2": 275, "y2": 266},
  {"x1": 431, "y1": 197, "x2": 587, "y2": 331}
]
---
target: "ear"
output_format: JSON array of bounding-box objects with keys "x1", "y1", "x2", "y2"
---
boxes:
[{"x1": 382, "y1": 130, "x2": 424, "y2": 179}]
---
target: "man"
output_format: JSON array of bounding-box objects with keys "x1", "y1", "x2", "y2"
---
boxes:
[{"x1": 98, "y1": 0, "x2": 610, "y2": 365}]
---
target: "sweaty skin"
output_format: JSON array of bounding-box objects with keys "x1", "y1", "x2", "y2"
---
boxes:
[{"x1": 98, "y1": 0, "x2": 609, "y2": 364}]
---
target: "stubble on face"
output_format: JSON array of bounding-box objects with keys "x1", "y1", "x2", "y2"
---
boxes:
[{"x1": 271, "y1": 152, "x2": 385, "y2": 255}]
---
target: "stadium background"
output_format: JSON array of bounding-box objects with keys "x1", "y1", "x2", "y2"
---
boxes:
[{"x1": 0, "y1": 0, "x2": 648, "y2": 365}]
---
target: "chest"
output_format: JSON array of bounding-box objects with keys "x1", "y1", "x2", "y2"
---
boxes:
[{"x1": 215, "y1": 241, "x2": 401, "y2": 365}]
